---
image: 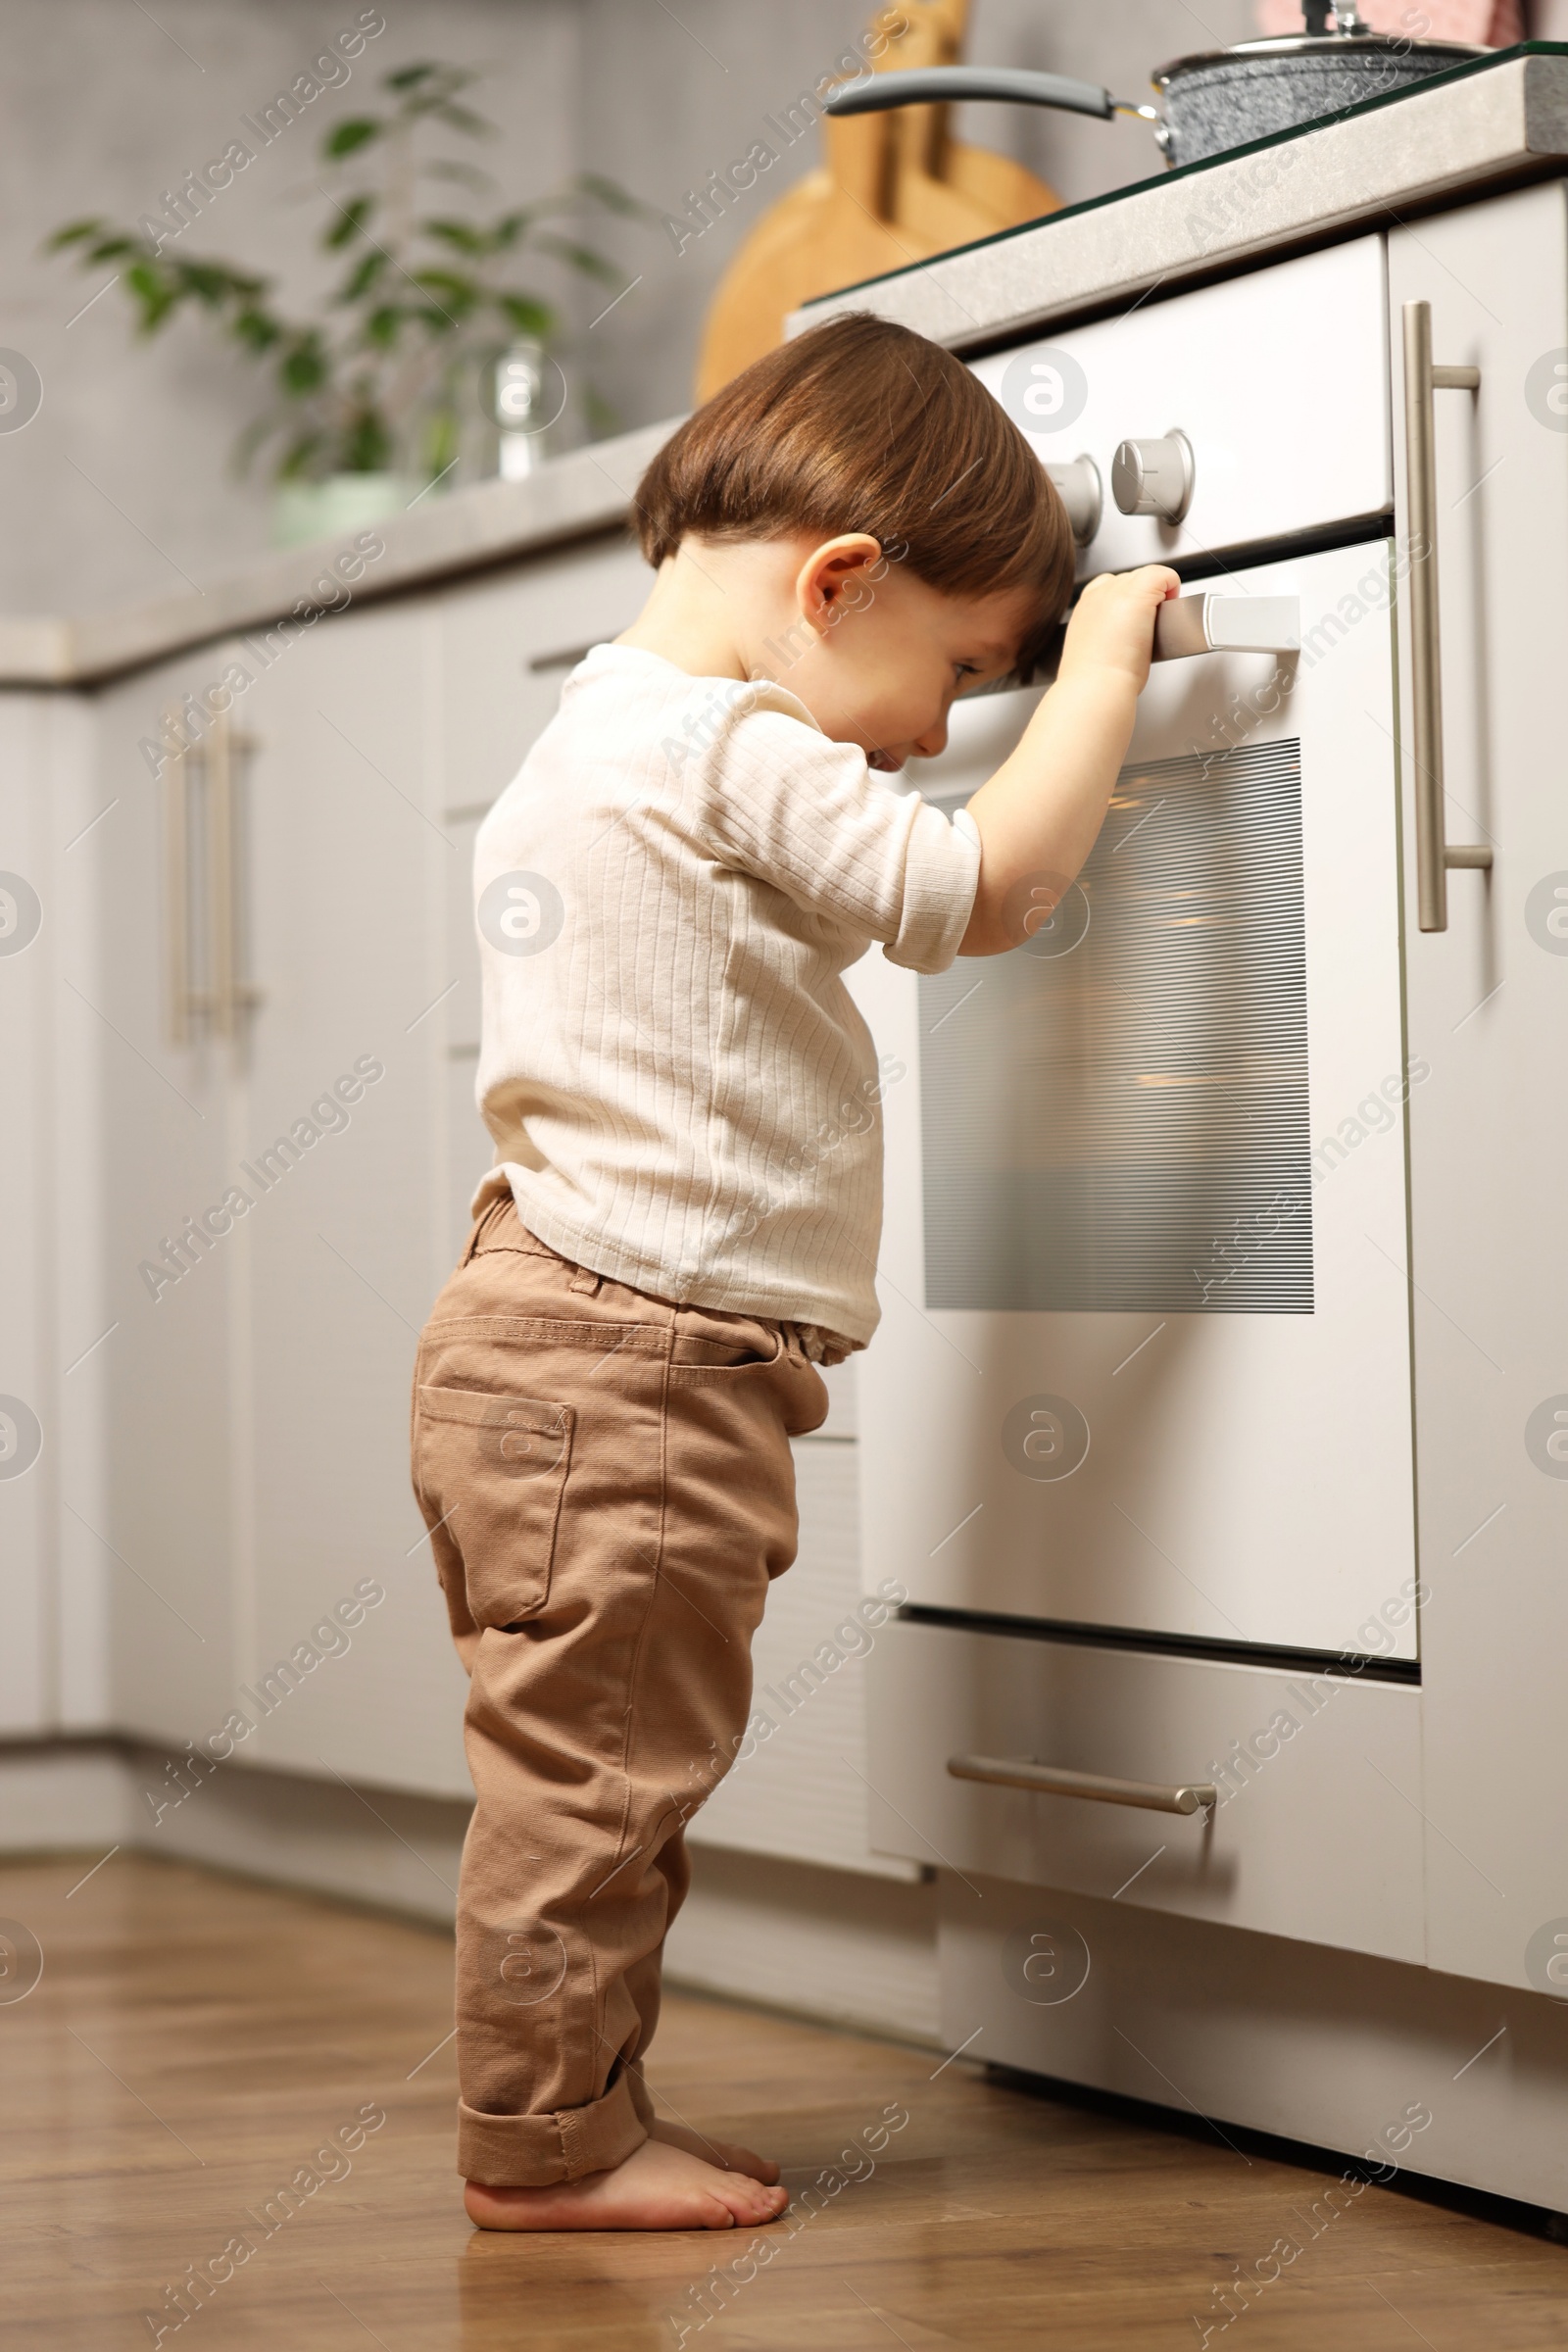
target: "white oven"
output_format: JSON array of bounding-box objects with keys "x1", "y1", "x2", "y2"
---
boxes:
[
  {"x1": 851, "y1": 538, "x2": 1415, "y2": 1664},
  {"x1": 822, "y1": 156, "x2": 1568, "y2": 2210}
]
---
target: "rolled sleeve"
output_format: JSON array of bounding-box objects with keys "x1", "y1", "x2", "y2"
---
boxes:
[{"x1": 884, "y1": 801, "x2": 981, "y2": 974}]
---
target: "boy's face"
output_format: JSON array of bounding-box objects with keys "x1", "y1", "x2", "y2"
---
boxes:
[{"x1": 777, "y1": 535, "x2": 1040, "y2": 774}]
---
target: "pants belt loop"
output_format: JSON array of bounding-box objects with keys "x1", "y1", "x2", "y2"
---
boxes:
[
  {"x1": 568, "y1": 1265, "x2": 603, "y2": 1297},
  {"x1": 462, "y1": 1193, "x2": 510, "y2": 1267}
]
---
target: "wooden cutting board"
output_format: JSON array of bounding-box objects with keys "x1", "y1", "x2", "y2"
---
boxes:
[{"x1": 694, "y1": 0, "x2": 1061, "y2": 400}]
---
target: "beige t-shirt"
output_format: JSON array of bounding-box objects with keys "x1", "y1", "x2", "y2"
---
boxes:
[{"x1": 470, "y1": 643, "x2": 981, "y2": 1349}]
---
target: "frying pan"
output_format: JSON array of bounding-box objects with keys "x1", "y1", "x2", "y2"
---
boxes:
[{"x1": 823, "y1": 3, "x2": 1488, "y2": 171}]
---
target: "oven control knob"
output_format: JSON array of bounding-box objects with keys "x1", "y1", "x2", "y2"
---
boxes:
[
  {"x1": 1110, "y1": 430, "x2": 1195, "y2": 522},
  {"x1": 1043, "y1": 454, "x2": 1102, "y2": 547}
]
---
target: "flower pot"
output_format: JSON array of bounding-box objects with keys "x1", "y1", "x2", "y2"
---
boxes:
[{"x1": 270, "y1": 472, "x2": 421, "y2": 550}]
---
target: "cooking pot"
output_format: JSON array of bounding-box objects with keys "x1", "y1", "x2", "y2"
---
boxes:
[{"x1": 823, "y1": 3, "x2": 1489, "y2": 171}]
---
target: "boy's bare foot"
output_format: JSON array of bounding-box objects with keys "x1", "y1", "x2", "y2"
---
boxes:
[
  {"x1": 465, "y1": 2133, "x2": 790, "y2": 2232},
  {"x1": 648, "y1": 2118, "x2": 781, "y2": 2184}
]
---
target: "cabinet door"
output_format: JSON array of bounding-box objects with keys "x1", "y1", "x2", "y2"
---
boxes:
[
  {"x1": 223, "y1": 604, "x2": 469, "y2": 1797},
  {"x1": 434, "y1": 536, "x2": 648, "y2": 1253},
  {"x1": 0, "y1": 694, "x2": 100, "y2": 1734},
  {"x1": 1389, "y1": 184, "x2": 1568, "y2": 1992},
  {"x1": 852, "y1": 539, "x2": 1416, "y2": 1660},
  {"x1": 89, "y1": 656, "x2": 241, "y2": 1752}
]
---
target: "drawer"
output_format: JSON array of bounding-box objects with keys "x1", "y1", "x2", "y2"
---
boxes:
[
  {"x1": 968, "y1": 237, "x2": 1390, "y2": 575},
  {"x1": 866, "y1": 1621, "x2": 1424, "y2": 1964},
  {"x1": 435, "y1": 535, "x2": 649, "y2": 811}
]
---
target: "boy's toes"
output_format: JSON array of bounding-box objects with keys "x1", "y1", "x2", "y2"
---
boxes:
[{"x1": 710, "y1": 2172, "x2": 789, "y2": 2226}]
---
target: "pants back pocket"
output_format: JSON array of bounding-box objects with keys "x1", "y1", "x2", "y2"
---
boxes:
[{"x1": 413, "y1": 1384, "x2": 574, "y2": 1628}]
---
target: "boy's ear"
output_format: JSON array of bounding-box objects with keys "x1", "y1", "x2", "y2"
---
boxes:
[{"x1": 796, "y1": 534, "x2": 885, "y2": 632}]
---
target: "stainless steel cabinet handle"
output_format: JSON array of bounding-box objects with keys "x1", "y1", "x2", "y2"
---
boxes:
[
  {"x1": 208, "y1": 711, "x2": 236, "y2": 1041},
  {"x1": 163, "y1": 703, "x2": 262, "y2": 1048},
  {"x1": 163, "y1": 710, "x2": 205, "y2": 1047},
  {"x1": 1152, "y1": 593, "x2": 1299, "y2": 662},
  {"x1": 207, "y1": 709, "x2": 263, "y2": 1042},
  {"x1": 949, "y1": 1752, "x2": 1216, "y2": 1816},
  {"x1": 1401, "y1": 299, "x2": 1492, "y2": 932}
]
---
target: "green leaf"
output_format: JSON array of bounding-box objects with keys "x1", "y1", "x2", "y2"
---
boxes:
[
  {"x1": 276, "y1": 429, "x2": 328, "y2": 482},
  {"x1": 280, "y1": 333, "x2": 328, "y2": 394},
  {"x1": 574, "y1": 172, "x2": 646, "y2": 217},
  {"x1": 45, "y1": 218, "x2": 106, "y2": 251},
  {"x1": 231, "y1": 307, "x2": 281, "y2": 354},
  {"x1": 489, "y1": 210, "x2": 531, "y2": 250},
  {"x1": 84, "y1": 236, "x2": 141, "y2": 264},
  {"x1": 430, "y1": 103, "x2": 492, "y2": 137},
  {"x1": 324, "y1": 193, "x2": 375, "y2": 249},
  {"x1": 420, "y1": 406, "x2": 460, "y2": 480},
  {"x1": 385, "y1": 62, "x2": 439, "y2": 90},
  {"x1": 364, "y1": 305, "x2": 404, "y2": 350},
  {"x1": 532, "y1": 235, "x2": 622, "y2": 288},
  {"x1": 335, "y1": 249, "x2": 388, "y2": 303},
  {"x1": 324, "y1": 118, "x2": 382, "y2": 159},
  {"x1": 123, "y1": 261, "x2": 177, "y2": 332},
  {"x1": 422, "y1": 218, "x2": 486, "y2": 256},
  {"x1": 412, "y1": 269, "x2": 478, "y2": 316},
  {"x1": 179, "y1": 262, "x2": 238, "y2": 308},
  {"x1": 496, "y1": 293, "x2": 554, "y2": 338},
  {"x1": 342, "y1": 408, "x2": 393, "y2": 472}
]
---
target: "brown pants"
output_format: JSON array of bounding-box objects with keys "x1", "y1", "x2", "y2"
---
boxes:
[{"x1": 410, "y1": 1194, "x2": 829, "y2": 2185}]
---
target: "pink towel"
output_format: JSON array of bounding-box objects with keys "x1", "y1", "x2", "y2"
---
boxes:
[{"x1": 1252, "y1": 1, "x2": 1523, "y2": 38}]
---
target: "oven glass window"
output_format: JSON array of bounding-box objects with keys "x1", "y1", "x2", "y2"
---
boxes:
[{"x1": 919, "y1": 739, "x2": 1313, "y2": 1313}]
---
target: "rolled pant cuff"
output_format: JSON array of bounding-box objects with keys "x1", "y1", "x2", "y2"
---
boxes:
[{"x1": 458, "y1": 2066, "x2": 650, "y2": 2186}]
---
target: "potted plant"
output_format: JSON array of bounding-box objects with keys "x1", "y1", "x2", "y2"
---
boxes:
[{"x1": 48, "y1": 62, "x2": 642, "y2": 544}]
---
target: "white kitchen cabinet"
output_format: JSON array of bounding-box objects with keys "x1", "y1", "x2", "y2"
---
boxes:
[
  {"x1": 691, "y1": 1433, "x2": 919, "y2": 1882},
  {"x1": 88, "y1": 653, "x2": 246, "y2": 1755},
  {"x1": 1388, "y1": 181, "x2": 1568, "y2": 1994},
  {"x1": 74, "y1": 529, "x2": 913, "y2": 1854},
  {"x1": 0, "y1": 693, "x2": 107, "y2": 1736},
  {"x1": 201, "y1": 606, "x2": 470, "y2": 1797},
  {"x1": 434, "y1": 535, "x2": 648, "y2": 1250}
]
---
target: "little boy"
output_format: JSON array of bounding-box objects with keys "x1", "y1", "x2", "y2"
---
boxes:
[{"x1": 410, "y1": 312, "x2": 1177, "y2": 2231}]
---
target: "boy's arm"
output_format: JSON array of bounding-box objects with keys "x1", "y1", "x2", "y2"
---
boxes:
[{"x1": 958, "y1": 564, "x2": 1180, "y2": 957}]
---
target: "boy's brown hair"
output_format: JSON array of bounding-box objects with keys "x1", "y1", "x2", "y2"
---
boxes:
[{"x1": 634, "y1": 314, "x2": 1076, "y2": 675}]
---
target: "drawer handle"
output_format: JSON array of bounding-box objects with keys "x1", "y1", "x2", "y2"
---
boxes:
[
  {"x1": 1401, "y1": 298, "x2": 1492, "y2": 932},
  {"x1": 948, "y1": 1752, "x2": 1216, "y2": 1816}
]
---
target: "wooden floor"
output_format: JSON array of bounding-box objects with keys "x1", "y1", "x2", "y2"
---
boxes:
[{"x1": 6, "y1": 1853, "x2": 1568, "y2": 2349}]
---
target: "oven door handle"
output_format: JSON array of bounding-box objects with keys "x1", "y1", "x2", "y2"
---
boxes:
[
  {"x1": 1401, "y1": 298, "x2": 1492, "y2": 932},
  {"x1": 1152, "y1": 592, "x2": 1299, "y2": 661},
  {"x1": 948, "y1": 1752, "x2": 1216, "y2": 1816}
]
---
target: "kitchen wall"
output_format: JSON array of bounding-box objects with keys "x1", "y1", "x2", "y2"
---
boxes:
[{"x1": 4, "y1": 0, "x2": 1258, "y2": 619}]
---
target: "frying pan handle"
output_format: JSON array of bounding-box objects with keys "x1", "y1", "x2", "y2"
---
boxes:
[{"x1": 823, "y1": 67, "x2": 1129, "y2": 123}]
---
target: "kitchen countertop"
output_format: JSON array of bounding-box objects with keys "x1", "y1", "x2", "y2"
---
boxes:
[
  {"x1": 0, "y1": 418, "x2": 673, "y2": 691},
  {"x1": 795, "y1": 42, "x2": 1568, "y2": 350},
  {"x1": 13, "y1": 45, "x2": 1568, "y2": 694}
]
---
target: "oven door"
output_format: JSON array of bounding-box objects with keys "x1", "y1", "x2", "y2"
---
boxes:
[{"x1": 850, "y1": 540, "x2": 1417, "y2": 1661}]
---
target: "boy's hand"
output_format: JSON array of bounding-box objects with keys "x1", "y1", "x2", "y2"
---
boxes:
[{"x1": 1056, "y1": 564, "x2": 1181, "y2": 694}]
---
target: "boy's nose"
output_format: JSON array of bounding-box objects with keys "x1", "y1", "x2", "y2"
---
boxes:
[{"x1": 911, "y1": 716, "x2": 949, "y2": 759}]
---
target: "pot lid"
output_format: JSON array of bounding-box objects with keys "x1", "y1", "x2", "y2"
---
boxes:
[{"x1": 1152, "y1": 33, "x2": 1490, "y2": 91}]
